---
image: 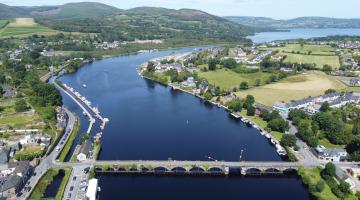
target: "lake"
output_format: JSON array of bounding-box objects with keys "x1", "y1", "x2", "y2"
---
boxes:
[{"x1": 247, "y1": 28, "x2": 360, "y2": 43}]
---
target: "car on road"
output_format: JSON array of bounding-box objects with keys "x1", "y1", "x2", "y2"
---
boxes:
[
  {"x1": 67, "y1": 193, "x2": 71, "y2": 198},
  {"x1": 70, "y1": 186, "x2": 74, "y2": 191},
  {"x1": 17, "y1": 192, "x2": 23, "y2": 197},
  {"x1": 73, "y1": 176, "x2": 77, "y2": 181},
  {"x1": 55, "y1": 146, "x2": 60, "y2": 151},
  {"x1": 32, "y1": 172, "x2": 37, "y2": 176}
]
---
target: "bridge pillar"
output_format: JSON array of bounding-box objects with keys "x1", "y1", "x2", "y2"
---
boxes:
[{"x1": 224, "y1": 167, "x2": 229, "y2": 175}]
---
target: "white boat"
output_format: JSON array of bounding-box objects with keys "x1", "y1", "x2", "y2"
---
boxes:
[
  {"x1": 265, "y1": 133, "x2": 271, "y2": 139},
  {"x1": 82, "y1": 84, "x2": 87, "y2": 88}
]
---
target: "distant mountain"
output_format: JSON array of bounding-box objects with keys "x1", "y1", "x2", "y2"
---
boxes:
[
  {"x1": 0, "y1": 2, "x2": 121, "y2": 19},
  {"x1": 37, "y1": 7, "x2": 254, "y2": 42},
  {"x1": 225, "y1": 16, "x2": 360, "y2": 29}
]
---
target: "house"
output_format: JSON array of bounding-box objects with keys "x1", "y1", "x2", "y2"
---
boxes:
[
  {"x1": 0, "y1": 161, "x2": 31, "y2": 199},
  {"x1": 0, "y1": 150, "x2": 9, "y2": 171},
  {"x1": 181, "y1": 77, "x2": 196, "y2": 88},
  {"x1": 77, "y1": 140, "x2": 92, "y2": 162},
  {"x1": 350, "y1": 78, "x2": 360, "y2": 86},
  {"x1": 349, "y1": 168, "x2": 360, "y2": 178},
  {"x1": 315, "y1": 146, "x2": 347, "y2": 162}
]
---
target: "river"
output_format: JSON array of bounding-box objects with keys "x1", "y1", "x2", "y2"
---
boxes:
[
  {"x1": 58, "y1": 47, "x2": 311, "y2": 199},
  {"x1": 247, "y1": 28, "x2": 360, "y2": 43}
]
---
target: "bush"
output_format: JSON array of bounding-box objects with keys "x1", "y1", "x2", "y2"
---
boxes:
[
  {"x1": 315, "y1": 180, "x2": 325, "y2": 192},
  {"x1": 15, "y1": 99, "x2": 29, "y2": 112}
]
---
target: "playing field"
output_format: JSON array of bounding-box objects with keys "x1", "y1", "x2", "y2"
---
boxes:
[
  {"x1": 236, "y1": 71, "x2": 347, "y2": 106},
  {"x1": 280, "y1": 53, "x2": 340, "y2": 69},
  {"x1": 198, "y1": 68, "x2": 274, "y2": 89},
  {"x1": 262, "y1": 44, "x2": 336, "y2": 55},
  {"x1": 0, "y1": 18, "x2": 57, "y2": 37}
]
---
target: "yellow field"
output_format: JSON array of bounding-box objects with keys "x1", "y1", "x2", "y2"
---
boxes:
[
  {"x1": 280, "y1": 53, "x2": 340, "y2": 69},
  {"x1": 236, "y1": 71, "x2": 347, "y2": 106},
  {"x1": 11, "y1": 18, "x2": 37, "y2": 26}
]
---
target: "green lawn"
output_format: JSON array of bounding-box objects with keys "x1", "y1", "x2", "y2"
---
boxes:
[
  {"x1": 280, "y1": 53, "x2": 340, "y2": 69},
  {"x1": 262, "y1": 44, "x2": 336, "y2": 55},
  {"x1": 198, "y1": 68, "x2": 273, "y2": 90},
  {"x1": 0, "y1": 115, "x2": 34, "y2": 128},
  {"x1": 58, "y1": 118, "x2": 80, "y2": 162},
  {"x1": 318, "y1": 138, "x2": 345, "y2": 149}
]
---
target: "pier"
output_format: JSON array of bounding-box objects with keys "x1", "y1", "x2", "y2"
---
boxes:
[
  {"x1": 53, "y1": 81, "x2": 95, "y2": 134},
  {"x1": 62, "y1": 83, "x2": 109, "y2": 130}
]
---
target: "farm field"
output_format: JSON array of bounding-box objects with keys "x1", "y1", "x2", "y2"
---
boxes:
[
  {"x1": 198, "y1": 68, "x2": 274, "y2": 90},
  {"x1": 280, "y1": 53, "x2": 340, "y2": 69},
  {"x1": 236, "y1": 71, "x2": 347, "y2": 106},
  {"x1": 0, "y1": 18, "x2": 58, "y2": 37},
  {"x1": 0, "y1": 112, "x2": 44, "y2": 129},
  {"x1": 262, "y1": 44, "x2": 336, "y2": 55}
]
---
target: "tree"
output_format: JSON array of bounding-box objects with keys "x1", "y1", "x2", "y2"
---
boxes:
[
  {"x1": 247, "y1": 105, "x2": 256, "y2": 116},
  {"x1": 227, "y1": 99, "x2": 243, "y2": 112},
  {"x1": 208, "y1": 59, "x2": 217, "y2": 71},
  {"x1": 346, "y1": 137, "x2": 360, "y2": 161},
  {"x1": 319, "y1": 102, "x2": 330, "y2": 112},
  {"x1": 353, "y1": 119, "x2": 360, "y2": 135},
  {"x1": 323, "y1": 162, "x2": 336, "y2": 177},
  {"x1": 147, "y1": 62, "x2": 155, "y2": 72},
  {"x1": 245, "y1": 95, "x2": 255, "y2": 105},
  {"x1": 339, "y1": 181, "x2": 351, "y2": 194},
  {"x1": 203, "y1": 92, "x2": 213, "y2": 101},
  {"x1": 280, "y1": 134, "x2": 297, "y2": 147},
  {"x1": 15, "y1": 99, "x2": 28, "y2": 112},
  {"x1": 323, "y1": 64, "x2": 332, "y2": 73},
  {"x1": 222, "y1": 58, "x2": 237, "y2": 69},
  {"x1": 268, "y1": 118, "x2": 289, "y2": 133},
  {"x1": 315, "y1": 180, "x2": 325, "y2": 192},
  {"x1": 325, "y1": 89, "x2": 337, "y2": 94},
  {"x1": 239, "y1": 81, "x2": 249, "y2": 90}
]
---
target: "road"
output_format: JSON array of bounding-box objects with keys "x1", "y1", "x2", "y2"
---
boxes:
[{"x1": 19, "y1": 107, "x2": 76, "y2": 200}]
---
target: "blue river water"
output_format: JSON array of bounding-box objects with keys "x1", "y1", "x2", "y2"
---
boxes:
[
  {"x1": 58, "y1": 47, "x2": 312, "y2": 199},
  {"x1": 248, "y1": 28, "x2": 360, "y2": 43}
]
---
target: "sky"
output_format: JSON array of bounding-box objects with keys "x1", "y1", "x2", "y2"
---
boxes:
[{"x1": 0, "y1": 0, "x2": 359, "y2": 19}]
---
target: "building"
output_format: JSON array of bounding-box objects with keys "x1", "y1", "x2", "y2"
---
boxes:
[
  {"x1": 349, "y1": 168, "x2": 360, "y2": 178},
  {"x1": 181, "y1": 77, "x2": 196, "y2": 88},
  {"x1": 350, "y1": 78, "x2": 360, "y2": 86},
  {"x1": 0, "y1": 161, "x2": 31, "y2": 199},
  {"x1": 315, "y1": 146, "x2": 348, "y2": 162},
  {"x1": 77, "y1": 140, "x2": 92, "y2": 162},
  {"x1": 86, "y1": 178, "x2": 98, "y2": 200}
]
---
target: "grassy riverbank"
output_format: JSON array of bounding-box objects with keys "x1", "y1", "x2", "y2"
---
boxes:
[
  {"x1": 29, "y1": 167, "x2": 72, "y2": 200},
  {"x1": 57, "y1": 117, "x2": 80, "y2": 162}
]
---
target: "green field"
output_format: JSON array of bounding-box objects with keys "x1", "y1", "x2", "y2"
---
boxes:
[
  {"x1": 0, "y1": 20, "x2": 9, "y2": 29},
  {"x1": 198, "y1": 69, "x2": 273, "y2": 90},
  {"x1": 0, "y1": 18, "x2": 57, "y2": 37},
  {"x1": 263, "y1": 44, "x2": 336, "y2": 55},
  {"x1": 280, "y1": 53, "x2": 340, "y2": 69},
  {"x1": 236, "y1": 71, "x2": 347, "y2": 106}
]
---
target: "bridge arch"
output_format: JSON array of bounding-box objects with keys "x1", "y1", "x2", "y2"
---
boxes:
[
  {"x1": 283, "y1": 168, "x2": 297, "y2": 175},
  {"x1": 190, "y1": 166, "x2": 205, "y2": 173},
  {"x1": 264, "y1": 168, "x2": 281, "y2": 173},
  {"x1": 117, "y1": 167, "x2": 126, "y2": 172},
  {"x1": 245, "y1": 168, "x2": 262, "y2": 175},
  {"x1": 208, "y1": 167, "x2": 223, "y2": 173},
  {"x1": 154, "y1": 167, "x2": 169, "y2": 173},
  {"x1": 171, "y1": 167, "x2": 186, "y2": 173},
  {"x1": 95, "y1": 167, "x2": 103, "y2": 172}
]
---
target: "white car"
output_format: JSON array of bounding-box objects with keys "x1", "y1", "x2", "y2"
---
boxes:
[{"x1": 55, "y1": 146, "x2": 60, "y2": 151}]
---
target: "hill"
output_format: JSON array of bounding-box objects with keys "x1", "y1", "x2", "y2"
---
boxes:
[
  {"x1": 37, "y1": 7, "x2": 254, "y2": 42},
  {"x1": 0, "y1": 2, "x2": 120, "y2": 19},
  {"x1": 225, "y1": 16, "x2": 360, "y2": 29}
]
